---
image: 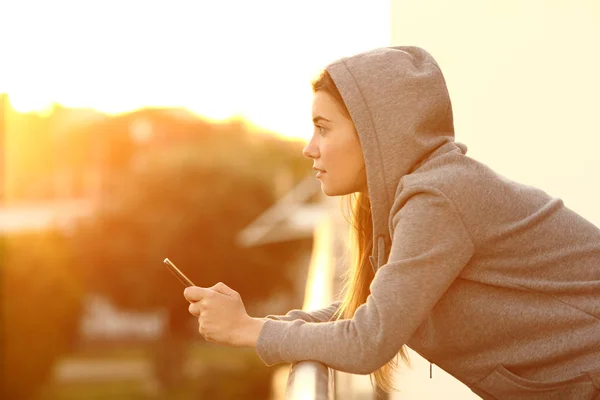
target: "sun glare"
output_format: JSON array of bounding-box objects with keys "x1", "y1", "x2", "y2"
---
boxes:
[{"x1": 1, "y1": 1, "x2": 389, "y2": 142}]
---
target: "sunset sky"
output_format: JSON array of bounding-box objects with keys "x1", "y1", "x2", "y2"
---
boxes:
[{"x1": 0, "y1": 0, "x2": 389, "y2": 141}]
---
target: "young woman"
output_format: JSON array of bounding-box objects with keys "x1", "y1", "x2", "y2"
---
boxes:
[{"x1": 184, "y1": 46, "x2": 600, "y2": 399}]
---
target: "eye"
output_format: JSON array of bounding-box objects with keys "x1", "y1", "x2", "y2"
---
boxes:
[{"x1": 314, "y1": 125, "x2": 326, "y2": 136}]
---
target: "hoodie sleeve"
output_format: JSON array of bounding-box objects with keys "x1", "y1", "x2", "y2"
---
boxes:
[
  {"x1": 264, "y1": 301, "x2": 342, "y2": 323},
  {"x1": 255, "y1": 188, "x2": 475, "y2": 374}
]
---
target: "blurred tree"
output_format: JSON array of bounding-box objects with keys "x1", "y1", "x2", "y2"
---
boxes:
[
  {"x1": 1, "y1": 230, "x2": 84, "y2": 400},
  {"x1": 69, "y1": 129, "x2": 312, "y2": 394},
  {"x1": 73, "y1": 136, "x2": 310, "y2": 317}
]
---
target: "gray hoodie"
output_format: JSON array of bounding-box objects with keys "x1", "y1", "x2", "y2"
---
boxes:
[{"x1": 256, "y1": 46, "x2": 600, "y2": 399}]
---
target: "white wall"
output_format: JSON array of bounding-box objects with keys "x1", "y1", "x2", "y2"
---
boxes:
[{"x1": 391, "y1": 0, "x2": 600, "y2": 227}]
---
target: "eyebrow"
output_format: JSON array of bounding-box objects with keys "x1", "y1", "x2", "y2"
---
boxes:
[{"x1": 312, "y1": 116, "x2": 332, "y2": 124}]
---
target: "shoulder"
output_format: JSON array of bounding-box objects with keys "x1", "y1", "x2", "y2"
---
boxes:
[{"x1": 395, "y1": 154, "x2": 501, "y2": 204}]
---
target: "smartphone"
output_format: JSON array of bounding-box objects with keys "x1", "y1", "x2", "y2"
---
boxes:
[{"x1": 163, "y1": 257, "x2": 195, "y2": 287}]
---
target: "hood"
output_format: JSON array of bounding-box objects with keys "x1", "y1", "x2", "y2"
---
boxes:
[{"x1": 326, "y1": 46, "x2": 467, "y2": 266}]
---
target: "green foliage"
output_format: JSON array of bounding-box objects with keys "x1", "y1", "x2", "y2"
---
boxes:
[
  {"x1": 1, "y1": 230, "x2": 84, "y2": 399},
  {"x1": 70, "y1": 134, "x2": 312, "y2": 334}
]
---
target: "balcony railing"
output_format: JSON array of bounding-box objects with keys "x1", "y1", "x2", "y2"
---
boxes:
[
  {"x1": 286, "y1": 361, "x2": 334, "y2": 400},
  {"x1": 284, "y1": 194, "x2": 382, "y2": 400},
  {"x1": 236, "y1": 180, "x2": 383, "y2": 399}
]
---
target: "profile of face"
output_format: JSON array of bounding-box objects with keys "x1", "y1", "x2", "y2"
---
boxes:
[{"x1": 303, "y1": 91, "x2": 368, "y2": 196}]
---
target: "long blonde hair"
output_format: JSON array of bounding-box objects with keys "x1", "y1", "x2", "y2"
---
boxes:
[{"x1": 311, "y1": 70, "x2": 410, "y2": 393}]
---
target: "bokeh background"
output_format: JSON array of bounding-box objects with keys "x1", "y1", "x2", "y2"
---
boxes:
[{"x1": 1, "y1": 1, "x2": 598, "y2": 399}]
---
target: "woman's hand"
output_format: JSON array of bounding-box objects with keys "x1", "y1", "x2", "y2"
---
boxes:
[{"x1": 183, "y1": 282, "x2": 266, "y2": 348}]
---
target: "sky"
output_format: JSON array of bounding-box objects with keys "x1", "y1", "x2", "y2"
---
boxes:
[{"x1": 0, "y1": 0, "x2": 390, "y2": 141}]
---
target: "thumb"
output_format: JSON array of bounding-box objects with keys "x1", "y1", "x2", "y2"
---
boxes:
[{"x1": 209, "y1": 282, "x2": 237, "y2": 297}]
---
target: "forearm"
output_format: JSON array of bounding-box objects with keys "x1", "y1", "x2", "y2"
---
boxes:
[
  {"x1": 264, "y1": 301, "x2": 342, "y2": 323},
  {"x1": 237, "y1": 302, "x2": 342, "y2": 348}
]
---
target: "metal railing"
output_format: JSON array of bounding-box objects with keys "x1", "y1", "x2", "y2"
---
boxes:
[
  {"x1": 239, "y1": 182, "x2": 381, "y2": 399},
  {"x1": 283, "y1": 193, "x2": 386, "y2": 400},
  {"x1": 286, "y1": 361, "x2": 334, "y2": 400},
  {"x1": 285, "y1": 194, "x2": 340, "y2": 400}
]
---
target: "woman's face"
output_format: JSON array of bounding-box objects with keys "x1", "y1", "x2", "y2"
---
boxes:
[{"x1": 303, "y1": 91, "x2": 368, "y2": 196}]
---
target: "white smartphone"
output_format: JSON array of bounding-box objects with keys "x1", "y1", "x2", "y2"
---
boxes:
[{"x1": 163, "y1": 257, "x2": 195, "y2": 287}]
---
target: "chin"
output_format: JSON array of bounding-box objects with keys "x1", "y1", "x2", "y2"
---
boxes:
[{"x1": 321, "y1": 184, "x2": 354, "y2": 197}]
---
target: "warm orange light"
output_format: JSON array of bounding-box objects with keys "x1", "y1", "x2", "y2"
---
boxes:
[{"x1": 1, "y1": 1, "x2": 389, "y2": 142}]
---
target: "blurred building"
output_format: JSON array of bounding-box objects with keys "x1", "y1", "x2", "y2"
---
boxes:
[
  {"x1": 237, "y1": 175, "x2": 327, "y2": 315},
  {"x1": 79, "y1": 294, "x2": 167, "y2": 342}
]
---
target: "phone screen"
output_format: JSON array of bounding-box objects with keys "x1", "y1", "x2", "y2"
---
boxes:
[{"x1": 163, "y1": 258, "x2": 195, "y2": 287}]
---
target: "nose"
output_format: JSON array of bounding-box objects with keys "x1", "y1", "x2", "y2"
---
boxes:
[{"x1": 302, "y1": 137, "x2": 319, "y2": 159}]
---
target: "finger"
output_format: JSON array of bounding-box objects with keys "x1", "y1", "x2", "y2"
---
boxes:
[
  {"x1": 188, "y1": 301, "x2": 201, "y2": 317},
  {"x1": 183, "y1": 286, "x2": 211, "y2": 302},
  {"x1": 198, "y1": 319, "x2": 209, "y2": 339},
  {"x1": 209, "y1": 282, "x2": 237, "y2": 297}
]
